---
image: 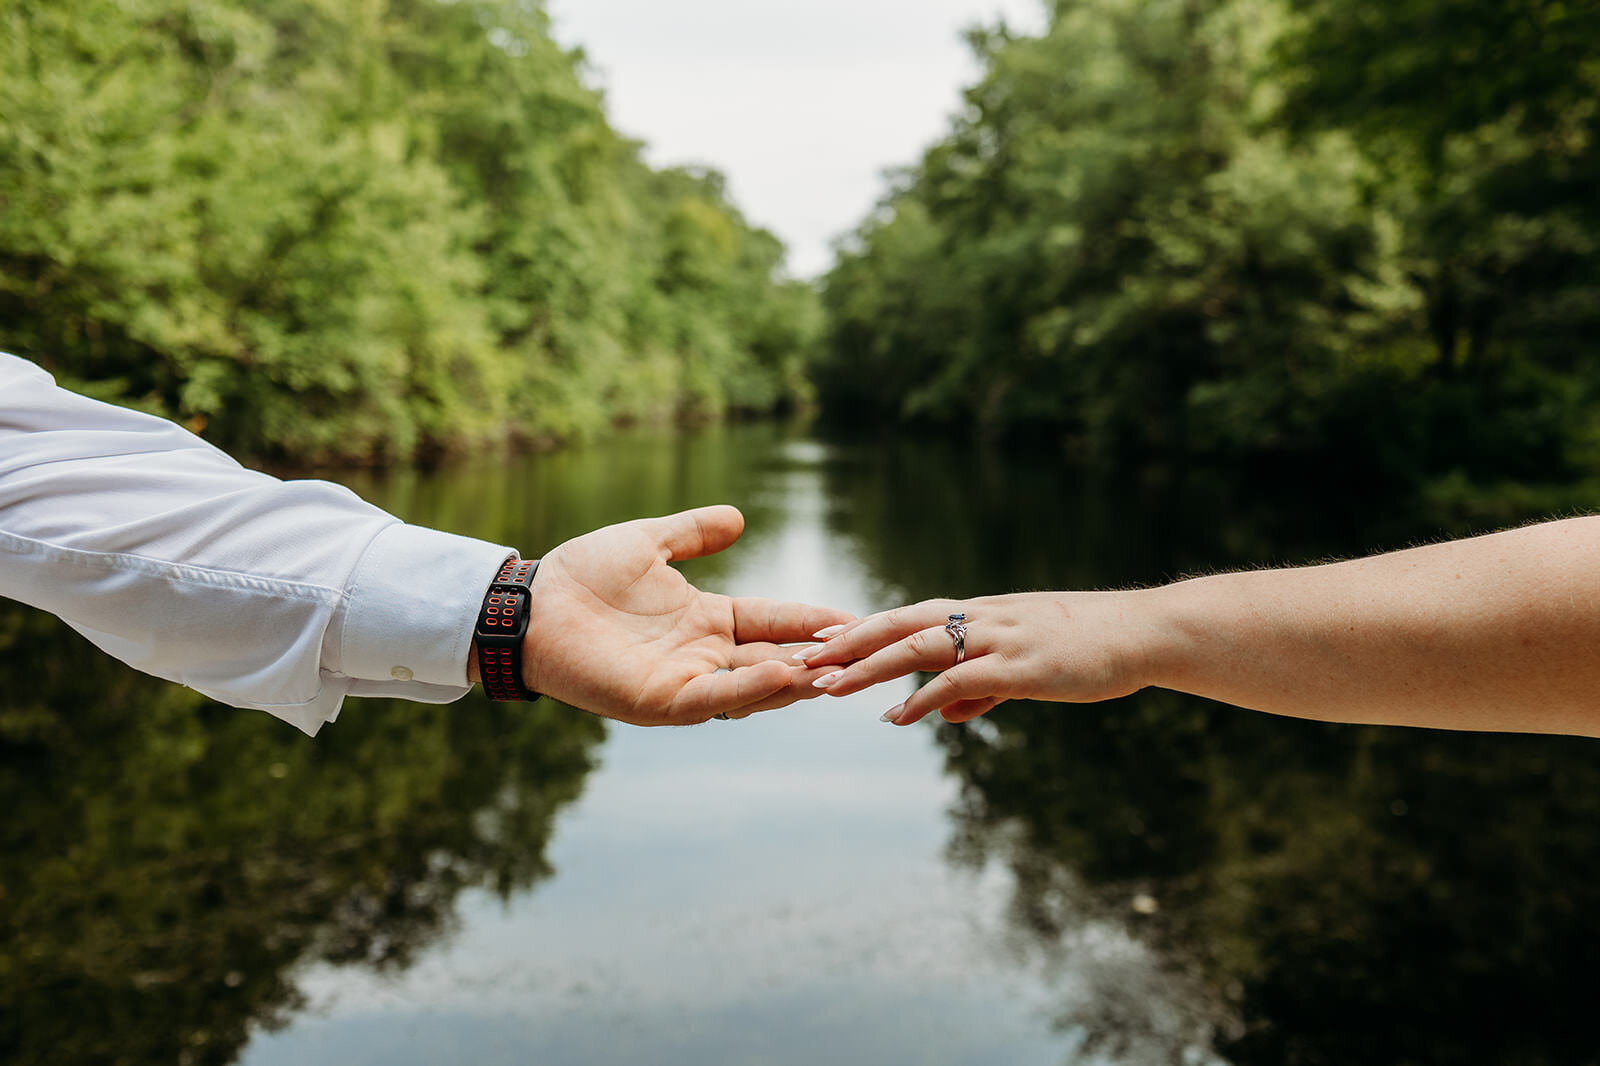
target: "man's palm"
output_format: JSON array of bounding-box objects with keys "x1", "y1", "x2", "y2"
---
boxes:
[{"x1": 522, "y1": 506, "x2": 850, "y2": 724}]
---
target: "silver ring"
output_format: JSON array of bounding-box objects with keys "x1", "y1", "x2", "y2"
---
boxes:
[
  {"x1": 945, "y1": 613, "x2": 967, "y2": 666},
  {"x1": 713, "y1": 712, "x2": 731, "y2": 720}
]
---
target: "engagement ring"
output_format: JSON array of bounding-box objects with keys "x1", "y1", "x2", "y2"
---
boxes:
[{"x1": 945, "y1": 613, "x2": 967, "y2": 666}]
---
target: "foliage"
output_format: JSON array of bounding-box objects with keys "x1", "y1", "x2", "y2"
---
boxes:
[
  {"x1": 1279, "y1": 0, "x2": 1600, "y2": 383},
  {"x1": 820, "y1": 0, "x2": 1600, "y2": 487},
  {"x1": 0, "y1": 0, "x2": 819, "y2": 463}
]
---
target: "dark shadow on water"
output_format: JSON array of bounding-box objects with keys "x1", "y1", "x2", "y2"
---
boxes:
[
  {"x1": 0, "y1": 422, "x2": 811, "y2": 1066},
  {"x1": 820, "y1": 429, "x2": 1600, "y2": 1066},
  {"x1": 8, "y1": 420, "x2": 1600, "y2": 1065},
  {"x1": 0, "y1": 604, "x2": 605, "y2": 1066}
]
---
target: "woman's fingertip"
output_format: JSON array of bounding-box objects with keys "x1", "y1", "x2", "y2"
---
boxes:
[
  {"x1": 812, "y1": 624, "x2": 848, "y2": 640},
  {"x1": 813, "y1": 670, "x2": 845, "y2": 690},
  {"x1": 881, "y1": 702, "x2": 905, "y2": 724},
  {"x1": 790, "y1": 645, "x2": 819, "y2": 662}
]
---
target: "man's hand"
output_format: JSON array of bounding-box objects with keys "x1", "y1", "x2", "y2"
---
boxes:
[{"x1": 511, "y1": 505, "x2": 853, "y2": 725}]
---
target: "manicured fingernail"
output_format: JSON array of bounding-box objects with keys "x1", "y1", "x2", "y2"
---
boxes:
[
  {"x1": 813, "y1": 625, "x2": 847, "y2": 640},
  {"x1": 813, "y1": 670, "x2": 845, "y2": 690},
  {"x1": 881, "y1": 703, "x2": 904, "y2": 724},
  {"x1": 791, "y1": 645, "x2": 819, "y2": 661}
]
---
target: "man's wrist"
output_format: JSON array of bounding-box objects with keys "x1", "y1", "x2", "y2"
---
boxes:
[{"x1": 474, "y1": 557, "x2": 542, "y2": 701}]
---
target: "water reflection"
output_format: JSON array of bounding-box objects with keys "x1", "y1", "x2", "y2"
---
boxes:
[
  {"x1": 8, "y1": 423, "x2": 1600, "y2": 1066},
  {"x1": 0, "y1": 604, "x2": 603, "y2": 1066},
  {"x1": 821, "y1": 433, "x2": 1600, "y2": 1066}
]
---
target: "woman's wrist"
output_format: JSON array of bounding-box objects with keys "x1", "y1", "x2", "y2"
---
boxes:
[
  {"x1": 1019, "y1": 588, "x2": 1191, "y2": 704},
  {"x1": 1127, "y1": 580, "x2": 1213, "y2": 697}
]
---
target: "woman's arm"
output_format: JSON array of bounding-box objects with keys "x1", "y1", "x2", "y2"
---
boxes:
[{"x1": 803, "y1": 516, "x2": 1600, "y2": 737}]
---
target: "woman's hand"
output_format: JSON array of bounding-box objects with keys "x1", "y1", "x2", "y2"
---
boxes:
[
  {"x1": 796, "y1": 517, "x2": 1600, "y2": 738},
  {"x1": 799, "y1": 591, "x2": 1159, "y2": 725}
]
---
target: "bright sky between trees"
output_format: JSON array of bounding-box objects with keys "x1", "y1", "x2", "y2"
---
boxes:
[{"x1": 547, "y1": 0, "x2": 1045, "y2": 279}]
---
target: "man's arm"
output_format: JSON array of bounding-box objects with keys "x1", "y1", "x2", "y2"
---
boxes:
[
  {"x1": 1, "y1": 353, "x2": 848, "y2": 732},
  {"x1": 0, "y1": 353, "x2": 508, "y2": 734},
  {"x1": 805, "y1": 517, "x2": 1600, "y2": 737}
]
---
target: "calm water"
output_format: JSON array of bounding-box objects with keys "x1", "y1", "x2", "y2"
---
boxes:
[{"x1": 5, "y1": 422, "x2": 1600, "y2": 1066}]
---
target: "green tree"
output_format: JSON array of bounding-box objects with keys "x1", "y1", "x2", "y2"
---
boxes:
[
  {"x1": 821, "y1": 0, "x2": 1599, "y2": 489},
  {"x1": 1280, "y1": 0, "x2": 1600, "y2": 381},
  {"x1": 825, "y1": 1, "x2": 1409, "y2": 456},
  {"x1": 0, "y1": 0, "x2": 818, "y2": 464}
]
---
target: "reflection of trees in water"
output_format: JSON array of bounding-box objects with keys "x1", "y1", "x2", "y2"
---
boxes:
[
  {"x1": 0, "y1": 606, "x2": 604, "y2": 1066},
  {"x1": 942, "y1": 701, "x2": 1600, "y2": 1066},
  {"x1": 333, "y1": 419, "x2": 802, "y2": 571},
  {"x1": 824, "y1": 432, "x2": 1600, "y2": 1066},
  {"x1": 0, "y1": 422, "x2": 804, "y2": 1066}
]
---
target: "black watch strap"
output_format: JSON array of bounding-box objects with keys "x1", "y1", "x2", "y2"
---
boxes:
[{"x1": 476, "y1": 556, "x2": 542, "y2": 702}]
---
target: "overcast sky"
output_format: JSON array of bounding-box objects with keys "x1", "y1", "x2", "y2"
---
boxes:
[{"x1": 546, "y1": 0, "x2": 1045, "y2": 279}]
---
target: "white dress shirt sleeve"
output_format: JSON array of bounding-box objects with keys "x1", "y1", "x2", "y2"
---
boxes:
[{"x1": 0, "y1": 352, "x2": 515, "y2": 735}]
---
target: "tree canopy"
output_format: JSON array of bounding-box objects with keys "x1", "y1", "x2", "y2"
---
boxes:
[
  {"x1": 0, "y1": 0, "x2": 819, "y2": 463},
  {"x1": 820, "y1": 0, "x2": 1600, "y2": 488}
]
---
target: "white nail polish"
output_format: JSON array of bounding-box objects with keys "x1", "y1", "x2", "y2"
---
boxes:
[
  {"x1": 812, "y1": 625, "x2": 847, "y2": 640},
  {"x1": 813, "y1": 670, "x2": 845, "y2": 690},
  {"x1": 791, "y1": 646, "x2": 819, "y2": 662},
  {"x1": 881, "y1": 703, "x2": 904, "y2": 723}
]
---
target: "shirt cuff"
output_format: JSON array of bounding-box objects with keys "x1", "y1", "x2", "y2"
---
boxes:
[{"x1": 332, "y1": 522, "x2": 515, "y2": 689}]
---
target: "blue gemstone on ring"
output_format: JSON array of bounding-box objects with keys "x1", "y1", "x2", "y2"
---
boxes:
[{"x1": 948, "y1": 613, "x2": 965, "y2": 623}]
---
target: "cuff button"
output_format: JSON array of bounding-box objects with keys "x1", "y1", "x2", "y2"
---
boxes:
[{"x1": 390, "y1": 665, "x2": 415, "y2": 682}]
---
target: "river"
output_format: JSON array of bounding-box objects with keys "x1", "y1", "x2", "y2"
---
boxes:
[{"x1": 4, "y1": 421, "x2": 1598, "y2": 1066}]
